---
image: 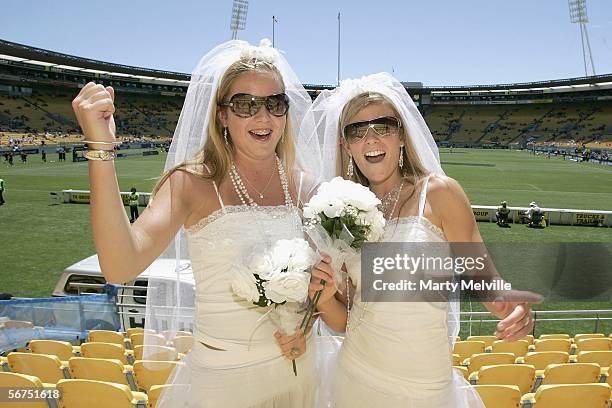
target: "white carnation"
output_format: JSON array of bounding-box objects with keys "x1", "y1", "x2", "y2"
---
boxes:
[
  {"x1": 230, "y1": 265, "x2": 260, "y2": 303},
  {"x1": 264, "y1": 270, "x2": 310, "y2": 304}
]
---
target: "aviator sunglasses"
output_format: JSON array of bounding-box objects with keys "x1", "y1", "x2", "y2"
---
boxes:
[
  {"x1": 220, "y1": 93, "x2": 290, "y2": 118},
  {"x1": 343, "y1": 116, "x2": 402, "y2": 144}
]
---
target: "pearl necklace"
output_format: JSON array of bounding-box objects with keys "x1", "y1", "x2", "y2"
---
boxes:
[
  {"x1": 234, "y1": 161, "x2": 276, "y2": 199},
  {"x1": 229, "y1": 156, "x2": 292, "y2": 207}
]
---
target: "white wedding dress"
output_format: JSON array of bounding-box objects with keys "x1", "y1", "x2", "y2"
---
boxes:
[
  {"x1": 156, "y1": 185, "x2": 315, "y2": 407},
  {"x1": 333, "y1": 176, "x2": 484, "y2": 408}
]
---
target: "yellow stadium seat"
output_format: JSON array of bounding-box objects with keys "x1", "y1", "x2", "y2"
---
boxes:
[
  {"x1": 126, "y1": 328, "x2": 155, "y2": 338},
  {"x1": 472, "y1": 384, "x2": 521, "y2": 408},
  {"x1": 520, "y1": 383, "x2": 611, "y2": 408},
  {"x1": 172, "y1": 336, "x2": 194, "y2": 354},
  {"x1": 130, "y1": 333, "x2": 167, "y2": 348},
  {"x1": 160, "y1": 330, "x2": 192, "y2": 340},
  {"x1": 29, "y1": 340, "x2": 77, "y2": 363},
  {"x1": 0, "y1": 372, "x2": 49, "y2": 408},
  {"x1": 538, "y1": 334, "x2": 570, "y2": 340},
  {"x1": 68, "y1": 357, "x2": 135, "y2": 390},
  {"x1": 537, "y1": 363, "x2": 600, "y2": 389},
  {"x1": 147, "y1": 384, "x2": 188, "y2": 408},
  {"x1": 466, "y1": 335, "x2": 498, "y2": 349},
  {"x1": 132, "y1": 361, "x2": 181, "y2": 393},
  {"x1": 57, "y1": 379, "x2": 147, "y2": 408},
  {"x1": 464, "y1": 353, "x2": 515, "y2": 374},
  {"x1": 515, "y1": 351, "x2": 569, "y2": 370},
  {"x1": 573, "y1": 333, "x2": 604, "y2": 343},
  {"x1": 575, "y1": 337, "x2": 612, "y2": 352},
  {"x1": 491, "y1": 339, "x2": 529, "y2": 357},
  {"x1": 468, "y1": 364, "x2": 535, "y2": 394},
  {"x1": 607, "y1": 364, "x2": 612, "y2": 386},
  {"x1": 453, "y1": 366, "x2": 469, "y2": 380},
  {"x1": 7, "y1": 352, "x2": 68, "y2": 386},
  {"x1": 81, "y1": 342, "x2": 133, "y2": 365},
  {"x1": 88, "y1": 330, "x2": 126, "y2": 346},
  {"x1": 453, "y1": 341, "x2": 486, "y2": 362},
  {"x1": 452, "y1": 353, "x2": 461, "y2": 366},
  {"x1": 530, "y1": 339, "x2": 572, "y2": 354},
  {"x1": 133, "y1": 345, "x2": 178, "y2": 362},
  {"x1": 573, "y1": 350, "x2": 612, "y2": 366},
  {"x1": 519, "y1": 335, "x2": 535, "y2": 345}
]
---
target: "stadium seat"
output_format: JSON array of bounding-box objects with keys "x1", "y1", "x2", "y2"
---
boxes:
[
  {"x1": 538, "y1": 334, "x2": 570, "y2": 340},
  {"x1": 161, "y1": 330, "x2": 192, "y2": 341},
  {"x1": 80, "y1": 341, "x2": 133, "y2": 365},
  {"x1": 126, "y1": 328, "x2": 153, "y2": 337},
  {"x1": 519, "y1": 335, "x2": 535, "y2": 345},
  {"x1": 147, "y1": 384, "x2": 188, "y2": 408},
  {"x1": 519, "y1": 383, "x2": 611, "y2": 408},
  {"x1": 463, "y1": 353, "x2": 515, "y2": 374},
  {"x1": 466, "y1": 335, "x2": 498, "y2": 349},
  {"x1": 472, "y1": 384, "x2": 521, "y2": 408},
  {"x1": 132, "y1": 361, "x2": 181, "y2": 393},
  {"x1": 468, "y1": 364, "x2": 536, "y2": 394},
  {"x1": 536, "y1": 363, "x2": 600, "y2": 389},
  {"x1": 7, "y1": 352, "x2": 68, "y2": 386},
  {"x1": 530, "y1": 339, "x2": 572, "y2": 354},
  {"x1": 130, "y1": 333, "x2": 167, "y2": 348},
  {"x1": 453, "y1": 366, "x2": 469, "y2": 380},
  {"x1": 491, "y1": 339, "x2": 530, "y2": 357},
  {"x1": 68, "y1": 357, "x2": 136, "y2": 390},
  {"x1": 0, "y1": 372, "x2": 49, "y2": 408},
  {"x1": 573, "y1": 333, "x2": 604, "y2": 343},
  {"x1": 452, "y1": 353, "x2": 461, "y2": 366},
  {"x1": 515, "y1": 351, "x2": 569, "y2": 370},
  {"x1": 172, "y1": 336, "x2": 194, "y2": 354},
  {"x1": 575, "y1": 337, "x2": 612, "y2": 352},
  {"x1": 29, "y1": 340, "x2": 77, "y2": 363},
  {"x1": 88, "y1": 330, "x2": 127, "y2": 346},
  {"x1": 571, "y1": 350, "x2": 612, "y2": 366},
  {"x1": 57, "y1": 378, "x2": 147, "y2": 408},
  {"x1": 454, "y1": 341, "x2": 486, "y2": 362},
  {"x1": 133, "y1": 345, "x2": 178, "y2": 361}
]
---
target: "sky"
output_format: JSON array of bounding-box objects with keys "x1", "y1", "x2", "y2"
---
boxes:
[{"x1": 1, "y1": 0, "x2": 611, "y2": 86}]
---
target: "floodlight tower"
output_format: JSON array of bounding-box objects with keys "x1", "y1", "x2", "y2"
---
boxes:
[
  {"x1": 230, "y1": 0, "x2": 249, "y2": 40},
  {"x1": 568, "y1": 0, "x2": 596, "y2": 76}
]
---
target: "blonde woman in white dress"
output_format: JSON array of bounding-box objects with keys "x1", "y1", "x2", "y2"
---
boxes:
[
  {"x1": 307, "y1": 73, "x2": 542, "y2": 407},
  {"x1": 72, "y1": 39, "x2": 324, "y2": 407}
]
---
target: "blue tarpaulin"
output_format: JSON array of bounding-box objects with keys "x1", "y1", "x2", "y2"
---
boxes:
[{"x1": 0, "y1": 286, "x2": 120, "y2": 352}]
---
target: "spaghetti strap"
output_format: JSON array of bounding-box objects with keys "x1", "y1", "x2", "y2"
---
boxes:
[
  {"x1": 417, "y1": 175, "x2": 431, "y2": 217},
  {"x1": 203, "y1": 163, "x2": 225, "y2": 210},
  {"x1": 297, "y1": 171, "x2": 304, "y2": 208}
]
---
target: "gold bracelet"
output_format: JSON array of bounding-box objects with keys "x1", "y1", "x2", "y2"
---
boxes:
[
  {"x1": 82, "y1": 140, "x2": 121, "y2": 145},
  {"x1": 84, "y1": 150, "x2": 116, "y2": 161}
]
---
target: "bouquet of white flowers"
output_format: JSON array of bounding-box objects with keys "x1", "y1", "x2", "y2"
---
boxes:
[
  {"x1": 300, "y1": 177, "x2": 386, "y2": 329},
  {"x1": 231, "y1": 237, "x2": 317, "y2": 375}
]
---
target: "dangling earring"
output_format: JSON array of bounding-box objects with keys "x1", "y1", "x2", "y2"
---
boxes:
[
  {"x1": 347, "y1": 153, "x2": 354, "y2": 178},
  {"x1": 399, "y1": 146, "x2": 404, "y2": 169},
  {"x1": 223, "y1": 127, "x2": 229, "y2": 145}
]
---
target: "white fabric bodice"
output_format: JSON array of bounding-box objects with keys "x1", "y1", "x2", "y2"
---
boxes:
[
  {"x1": 341, "y1": 176, "x2": 455, "y2": 385},
  {"x1": 185, "y1": 205, "x2": 303, "y2": 367}
]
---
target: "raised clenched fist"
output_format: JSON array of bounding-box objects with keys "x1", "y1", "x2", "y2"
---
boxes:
[{"x1": 72, "y1": 82, "x2": 117, "y2": 142}]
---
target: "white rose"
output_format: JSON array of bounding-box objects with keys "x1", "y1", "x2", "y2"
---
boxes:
[
  {"x1": 287, "y1": 239, "x2": 317, "y2": 272},
  {"x1": 264, "y1": 270, "x2": 310, "y2": 304},
  {"x1": 322, "y1": 197, "x2": 346, "y2": 218},
  {"x1": 251, "y1": 253, "x2": 281, "y2": 281},
  {"x1": 230, "y1": 265, "x2": 260, "y2": 303}
]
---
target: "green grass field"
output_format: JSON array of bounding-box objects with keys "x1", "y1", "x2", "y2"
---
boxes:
[{"x1": 1, "y1": 148, "x2": 610, "y2": 336}]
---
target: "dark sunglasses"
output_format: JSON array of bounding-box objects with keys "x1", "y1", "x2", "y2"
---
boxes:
[
  {"x1": 343, "y1": 116, "x2": 402, "y2": 144},
  {"x1": 220, "y1": 93, "x2": 290, "y2": 118}
]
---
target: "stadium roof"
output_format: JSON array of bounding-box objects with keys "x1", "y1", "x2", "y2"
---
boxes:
[{"x1": 2, "y1": 38, "x2": 612, "y2": 93}]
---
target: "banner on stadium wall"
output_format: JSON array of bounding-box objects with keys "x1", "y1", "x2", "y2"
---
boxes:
[
  {"x1": 62, "y1": 190, "x2": 150, "y2": 206},
  {"x1": 574, "y1": 213, "x2": 606, "y2": 226},
  {"x1": 472, "y1": 209, "x2": 492, "y2": 221}
]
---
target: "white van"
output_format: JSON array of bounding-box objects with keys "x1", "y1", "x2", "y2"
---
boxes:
[{"x1": 53, "y1": 255, "x2": 194, "y2": 330}]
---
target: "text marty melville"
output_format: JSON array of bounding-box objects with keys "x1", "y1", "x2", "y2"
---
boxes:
[{"x1": 372, "y1": 279, "x2": 512, "y2": 292}]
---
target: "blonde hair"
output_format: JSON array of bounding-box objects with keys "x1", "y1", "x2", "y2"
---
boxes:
[
  {"x1": 152, "y1": 58, "x2": 296, "y2": 196},
  {"x1": 336, "y1": 92, "x2": 428, "y2": 187}
]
